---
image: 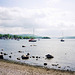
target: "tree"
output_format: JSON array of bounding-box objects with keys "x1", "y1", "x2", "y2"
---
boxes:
[
  {"x1": 18, "y1": 36, "x2": 22, "y2": 39},
  {"x1": 0, "y1": 34, "x2": 3, "y2": 39},
  {"x1": 3, "y1": 34, "x2": 10, "y2": 39},
  {"x1": 13, "y1": 35, "x2": 18, "y2": 39},
  {"x1": 23, "y1": 36, "x2": 30, "y2": 39}
]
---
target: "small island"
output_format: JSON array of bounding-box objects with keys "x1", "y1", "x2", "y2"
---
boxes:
[{"x1": 42, "y1": 37, "x2": 51, "y2": 39}]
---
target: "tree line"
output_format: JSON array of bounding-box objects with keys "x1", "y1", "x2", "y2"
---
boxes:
[{"x1": 0, "y1": 34, "x2": 35, "y2": 39}]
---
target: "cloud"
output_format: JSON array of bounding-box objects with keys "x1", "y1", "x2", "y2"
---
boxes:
[
  {"x1": 0, "y1": 7, "x2": 74, "y2": 28},
  {"x1": 0, "y1": 6, "x2": 75, "y2": 36}
]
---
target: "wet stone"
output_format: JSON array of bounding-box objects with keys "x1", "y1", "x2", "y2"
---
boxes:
[
  {"x1": 21, "y1": 55, "x2": 29, "y2": 59},
  {"x1": 58, "y1": 66, "x2": 61, "y2": 68},
  {"x1": 36, "y1": 59, "x2": 38, "y2": 60},
  {"x1": 0, "y1": 52, "x2": 3, "y2": 54},
  {"x1": 18, "y1": 51, "x2": 24, "y2": 53},
  {"x1": 44, "y1": 63, "x2": 47, "y2": 66},
  {"x1": 9, "y1": 56, "x2": 11, "y2": 58},
  {"x1": 46, "y1": 54, "x2": 54, "y2": 59},
  {"x1": 4, "y1": 53, "x2": 8, "y2": 55},
  {"x1": 36, "y1": 56, "x2": 38, "y2": 58},
  {"x1": 17, "y1": 58, "x2": 20, "y2": 60},
  {"x1": 27, "y1": 53, "x2": 30, "y2": 55},
  {"x1": 32, "y1": 56, "x2": 35, "y2": 58},
  {"x1": 11, "y1": 52, "x2": 12, "y2": 54},
  {"x1": 22, "y1": 45, "x2": 26, "y2": 47}
]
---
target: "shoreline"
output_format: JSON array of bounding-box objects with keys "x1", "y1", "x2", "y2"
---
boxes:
[{"x1": 0, "y1": 59, "x2": 75, "y2": 75}]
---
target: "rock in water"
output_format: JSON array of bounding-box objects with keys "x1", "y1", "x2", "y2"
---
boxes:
[
  {"x1": 46, "y1": 54, "x2": 54, "y2": 59},
  {"x1": 44, "y1": 63, "x2": 47, "y2": 66},
  {"x1": 0, "y1": 54, "x2": 3, "y2": 59},
  {"x1": 21, "y1": 55, "x2": 29, "y2": 59}
]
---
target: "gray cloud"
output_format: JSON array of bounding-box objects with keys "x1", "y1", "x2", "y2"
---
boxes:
[{"x1": 0, "y1": 6, "x2": 75, "y2": 36}]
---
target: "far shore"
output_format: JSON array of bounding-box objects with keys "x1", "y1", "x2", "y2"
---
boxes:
[{"x1": 0, "y1": 59, "x2": 75, "y2": 75}]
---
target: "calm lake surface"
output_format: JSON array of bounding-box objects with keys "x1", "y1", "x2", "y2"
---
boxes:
[{"x1": 0, "y1": 39, "x2": 75, "y2": 71}]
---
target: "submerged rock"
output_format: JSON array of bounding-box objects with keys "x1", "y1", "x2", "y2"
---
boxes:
[
  {"x1": 52, "y1": 64, "x2": 59, "y2": 66},
  {"x1": 33, "y1": 45, "x2": 37, "y2": 46},
  {"x1": 30, "y1": 45, "x2": 33, "y2": 46},
  {"x1": 0, "y1": 52, "x2": 3, "y2": 54},
  {"x1": 1, "y1": 49, "x2": 3, "y2": 51},
  {"x1": 18, "y1": 51, "x2": 24, "y2": 53},
  {"x1": 32, "y1": 56, "x2": 35, "y2": 58},
  {"x1": 36, "y1": 58, "x2": 38, "y2": 60},
  {"x1": 11, "y1": 52, "x2": 12, "y2": 54}
]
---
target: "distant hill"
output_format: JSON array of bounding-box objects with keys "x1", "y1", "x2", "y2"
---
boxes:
[
  {"x1": 18, "y1": 34, "x2": 34, "y2": 37},
  {"x1": 59, "y1": 36, "x2": 75, "y2": 39},
  {"x1": 18, "y1": 34, "x2": 42, "y2": 38},
  {"x1": 64, "y1": 36, "x2": 75, "y2": 39},
  {"x1": 18, "y1": 34, "x2": 51, "y2": 39}
]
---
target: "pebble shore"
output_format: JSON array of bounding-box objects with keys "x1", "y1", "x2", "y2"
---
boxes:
[{"x1": 0, "y1": 59, "x2": 75, "y2": 75}]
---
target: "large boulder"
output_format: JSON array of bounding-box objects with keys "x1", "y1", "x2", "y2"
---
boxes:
[
  {"x1": 21, "y1": 55, "x2": 29, "y2": 59},
  {"x1": 46, "y1": 54, "x2": 54, "y2": 59}
]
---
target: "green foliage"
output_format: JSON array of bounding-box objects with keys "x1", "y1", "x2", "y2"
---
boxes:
[
  {"x1": 23, "y1": 36, "x2": 30, "y2": 39},
  {"x1": 0, "y1": 34, "x2": 36, "y2": 39},
  {"x1": 3, "y1": 34, "x2": 10, "y2": 38},
  {"x1": 18, "y1": 36, "x2": 22, "y2": 39},
  {"x1": 30, "y1": 36, "x2": 35, "y2": 39},
  {"x1": 0, "y1": 34, "x2": 3, "y2": 38},
  {"x1": 0, "y1": 34, "x2": 51, "y2": 39},
  {"x1": 13, "y1": 35, "x2": 18, "y2": 39},
  {"x1": 9, "y1": 35, "x2": 13, "y2": 39}
]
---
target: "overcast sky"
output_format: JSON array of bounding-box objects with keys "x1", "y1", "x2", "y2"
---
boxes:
[{"x1": 0, "y1": 0, "x2": 75, "y2": 37}]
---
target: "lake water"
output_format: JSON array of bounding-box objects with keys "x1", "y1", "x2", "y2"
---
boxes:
[{"x1": 0, "y1": 39, "x2": 75, "y2": 71}]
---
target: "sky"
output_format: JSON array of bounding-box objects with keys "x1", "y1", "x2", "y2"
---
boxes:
[{"x1": 0, "y1": 0, "x2": 75, "y2": 37}]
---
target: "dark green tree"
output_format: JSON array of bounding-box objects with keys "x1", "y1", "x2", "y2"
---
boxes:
[
  {"x1": 0, "y1": 34, "x2": 3, "y2": 39},
  {"x1": 18, "y1": 36, "x2": 22, "y2": 39},
  {"x1": 13, "y1": 35, "x2": 18, "y2": 39}
]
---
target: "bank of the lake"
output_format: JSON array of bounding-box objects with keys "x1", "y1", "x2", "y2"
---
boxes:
[{"x1": 0, "y1": 59, "x2": 75, "y2": 75}]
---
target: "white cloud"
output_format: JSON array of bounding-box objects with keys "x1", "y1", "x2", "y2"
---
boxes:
[
  {"x1": 0, "y1": 6, "x2": 75, "y2": 36},
  {"x1": 46, "y1": 0, "x2": 61, "y2": 8},
  {"x1": 47, "y1": 0, "x2": 60, "y2": 4}
]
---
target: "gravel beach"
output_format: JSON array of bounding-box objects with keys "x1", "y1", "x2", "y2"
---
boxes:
[{"x1": 0, "y1": 59, "x2": 75, "y2": 75}]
